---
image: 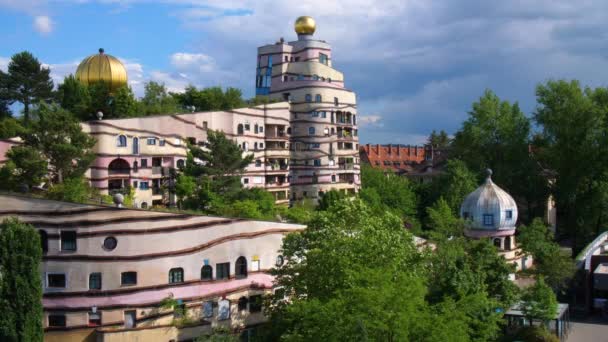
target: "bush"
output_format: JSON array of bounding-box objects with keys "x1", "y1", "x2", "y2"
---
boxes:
[
  {"x1": 46, "y1": 177, "x2": 92, "y2": 203},
  {"x1": 510, "y1": 326, "x2": 559, "y2": 342}
]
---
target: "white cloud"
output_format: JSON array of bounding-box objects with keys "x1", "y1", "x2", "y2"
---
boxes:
[
  {"x1": 358, "y1": 115, "x2": 383, "y2": 128},
  {"x1": 171, "y1": 52, "x2": 216, "y2": 73},
  {"x1": 33, "y1": 15, "x2": 53, "y2": 35},
  {"x1": 0, "y1": 57, "x2": 9, "y2": 71}
]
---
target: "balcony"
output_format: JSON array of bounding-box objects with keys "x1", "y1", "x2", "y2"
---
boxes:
[
  {"x1": 152, "y1": 166, "x2": 162, "y2": 175},
  {"x1": 108, "y1": 168, "x2": 130, "y2": 175},
  {"x1": 152, "y1": 187, "x2": 162, "y2": 195},
  {"x1": 339, "y1": 163, "x2": 355, "y2": 170}
]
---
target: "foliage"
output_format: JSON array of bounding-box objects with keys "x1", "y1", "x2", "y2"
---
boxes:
[
  {"x1": 175, "y1": 174, "x2": 197, "y2": 209},
  {"x1": 0, "y1": 146, "x2": 47, "y2": 190},
  {"x1": 521, "y1": 277, "x2": 558, "y2": 323},
  {"x1": 141, "y1": 81, "x2": 180, "y2": 115},
  {"x1": 284, "y1": 199, "x2": 316, "y2": 224},
  {"x1": 20, "y1": 104, "x2": 96, "y2": 184},
  {"x1": 427, "y1": 129, "x2": 450, "y2": 149},
  {"x1": 0, "y1": 218, "x2": 43, "y2": 342},
  {"x1": 172, "y1": 86, "x2": 246, "y2": 112},
  {"x1": 195, "y1": 326, "x2": 239, "y2": 342},
  {"x1": 1, "y1": 51, "x2": 53, "y2": 121},
  {"x1": 112, "y1": 85, "x2": 141, "y2": 117},
  {"x1": 508, "y1": 325, "x2": 559, "y2": 342},
  {"x1": 46, "y1": 177, "x2": 93, "y2": 203},
  {"x1": 533, "y1": 80, "x2": 608, "y2": 249},
  {"x1": 518, "y1": 218, "x2": 575, "y2": 291},
  {"x1": 425, "y1": 197, "x2": 465, "y2": 240},
  {"x1": 360, "y1": 165, "x2": 417, "y2": 221},
  {"x1": 317, "y1": 189, "x2": 345, "y2": 211},
  {"x1": 56, "y1": 75, "x2": 92, "y2": 121},
  {"x1": 0, "y1": 118, "x2": 25, "y2": 139},
  {"x1": 88, "y1": 81, "x2": 112, "y2": 117},
  {"x1": 452, "y1": 89, "x2": 549, "y2": 223}
]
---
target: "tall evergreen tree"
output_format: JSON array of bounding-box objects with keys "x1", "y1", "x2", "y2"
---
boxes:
[
  {"x1": 0, "y1": 218, "x2": 43, "y2": 342},
  {"x1": 0, "y1": 70, "x2": 12, "y2": 119},
  {"x1": 3, "y1": 51, "x2": 53, "y2": 122},
  {"x1": 56, "y1": 75, "x2": 92, "y2": 121}
]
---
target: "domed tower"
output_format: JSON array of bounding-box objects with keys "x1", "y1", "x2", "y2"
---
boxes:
[
  {"x1": 76, "y1": 48, "x2": 128, "y2": 92},
  {"x1": 256, "y1": 16, "x2": 360, "y2": 202},
  {"x1": 460, "y1": 169, "x2": 532, "y2": 273}
]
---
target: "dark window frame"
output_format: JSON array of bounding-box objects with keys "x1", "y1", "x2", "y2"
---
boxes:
[
  {"x1": 169, "y1": 268, "x2": 184, "y2": 284},
  {"x1": 235, "y1": 256, "x2": 248, "y2": 279},
  {"x1": 121, "y1": 271, "x2": 137, "y2": 286},
  {"x1": 47, "y1": 273, "x2": 66, "y2": 288},
  {"x1": 201, "y1": 265, "x2": 213, "y2": 281},
  {"x1": 89, "y1": 272, "x2": 102, "y2": 290},
  {"x1": 48, "y1": 314, "x2": 67, "y2": 327},
  {"x1": 60, "y1": 231, "x2": 77, "y2": 252},
  {"x1": 216, "y1": 262, "x2": 230, "y2": 280}
]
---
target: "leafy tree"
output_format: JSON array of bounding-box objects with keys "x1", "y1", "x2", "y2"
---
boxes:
[
  {"x1": 141, "y1": 81, "x2": 180, "y2": 115},
  {"x1": 0, "y1": 218, "x2": 43, "y2": 342},
  {"x1": 317, "y1": 189, "x2": 345, "y2": 211},
  {"x1": 20, "y1": 104, "x2": 96, "y2": 184},
  {"x1": 112, "y1": 85, "x2": 140, "y2": 118},
  {"x1": 521, "y1": 277, "x2": 558, "y2": 323},
  {"x1": 56, "y1": 75, "x2": 92, "y2": 121},
  {"x1": 518, "y1": 218, "x2": 575, "y2": 291},
  {"x1": 425, "y1": 197, "x2": 465, "y2": 240},
  {"x1": 175, "y1": 174, "x2": 197, "y2": 209},
  {"x1": 88, "y1": 81, "x2": 112, "y2": 117},
  {"x1": 534, "y1": 80, "x2": 608, "y2": 249},
  {"x1": 2, "y1": 51, "x2": 53, "y2": 122},
  {"x1": 1, "y1": 146, "x2": 47, "y2": 190},
  {"x1": 0, "y1": 70, "x2": 12, "y2": 119},
  {"x1": 360, "y1": 165, "x2": 417, "y2": 221},
  {"x1": 420, "y1": 159, "x2": 478, "y2": 216},
  {"x1": 46, "y1": 177, "x2": 93, "y2": 203},
  {"x1": 181, "y1": 130, "x2": 253, "y2": 211},
  {"x1": 0, "y1": 118, "x2": 25, "y2": 139},
  {"x1": 195, "y1": 326, "x2": 239, "y2": 342},
  {"x1": 452, "y1": 89, "x2": 549, "y2": 223},
  {"x1": 264, "y1": 199, "x2": 469, "y2": 341},
  {"x1": 173, "y1": 86, "x2": 245, "y2": 112},
  {"x1": 427, "y1": 129, "x2": 450, "y2": 149}
]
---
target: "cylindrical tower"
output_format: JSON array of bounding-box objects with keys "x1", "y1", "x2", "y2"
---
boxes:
[{"x1": 256, "y1": 16, "x2": 360, "y2": 202}]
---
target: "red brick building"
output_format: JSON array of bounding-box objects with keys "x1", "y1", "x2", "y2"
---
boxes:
[{"x1": 359, "y1": 144, "x2": 428, "y2": 171}]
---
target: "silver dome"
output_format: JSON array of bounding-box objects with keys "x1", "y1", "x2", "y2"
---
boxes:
[{"x1": 460, "y1": 169, "x2": 517, "y2": 231}]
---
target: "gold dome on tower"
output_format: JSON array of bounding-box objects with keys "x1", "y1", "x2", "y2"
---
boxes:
[
  {"x1": 75, "y1": 48, "x2": 127, "y2": 93},
  {"x1": 295, "y1": 16, "x2": 316, "y2": 35}
]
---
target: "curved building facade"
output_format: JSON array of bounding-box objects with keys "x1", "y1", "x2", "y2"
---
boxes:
[{"x1": 256, "y1": 16, "x2": 361, "y2": 200}]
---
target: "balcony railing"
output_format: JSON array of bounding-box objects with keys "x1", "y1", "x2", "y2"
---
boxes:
[{"x1": 108, "y1": 168, "x2": 130, "y2": 175}]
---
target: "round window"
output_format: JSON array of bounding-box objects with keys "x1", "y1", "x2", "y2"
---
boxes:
[
  {"x1": 276, "y1": 255, "x2": 284, "y2": 267},
  {"x1": 103, "y1": 236, "x2": 117, "y2": 251}
]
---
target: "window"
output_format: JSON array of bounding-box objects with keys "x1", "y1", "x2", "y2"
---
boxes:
[
  {"x1": 61, "y1": 231, "x2": 77, "y2": 252},
  {"x1": 314, "y1": 159, "x2": 321, "y2": 166},
  {"x1": 250, "y1": 295, "x2": 263, "y2": 312},
  {"x1": 259, "y1": 126, "x2": 264, "y2": 133},
  {"x1": 117, "y1": 135, "x2": 127, "y2": 147},
  {"x1": 463, "y1": 212, "x2": 470, "y2": 220},
  {"x1": 284, "y1": 55, "x2": 288, "y2": 62},
  {"x1": 244, "y1": 123, "x2": 251, "y2": 131},
  {"x1": 133, "y1": 161, "x2": 138, "y2": 173},
  {"x1": 483, "y1": 214, "x2": 494, "y2": 226},
  {"x1": 140, "y1": 159, "x2": 148, "y2": 167},
  {"x1": 169, "y1": 268, "x2": 184, "y2": 284},
  {"x1": 242, "y1": 142, "x2": 248, "y2": 151},
  {"x1": 202, "y1": 301, "x2": 214, "y2": 318},
  {"x1": 89, "y1": 273, "x2": 102, "y2": 290},
  {"x1": 159, "y1": 139, "x2": 165, "y2": 146},
  {"x1": 216, "y1": 262, "x2": 230, "y2": 280},
  {"x1": 141, "y1": 202, "x2": 148, "y2": 209},
  {"x1": 124, "y1": 310, "x2": 136, "y2": 329},
  {"x1": 305, "y1": 94, "x2": 312, "y2": 102},
  {"x1": 147, "y1": 137, "x2": 156, "y2": 145},
  {"x1": 259, "y1": 143, "x2": 264, "y2": 149},
  {"x1": 334, "y1": 97, "x2": 339, "y2": 106},
  {"x1": 235, "y1": 256, "x2": 247, "y2": 279},
  {"x1": 319, "y1": 53, "x2": 328, "y2": 65},
  {"x1": 295, "y1": 56, "x2": 300, "y2": 62},
  {"x1": 238, "y1": 296, "x2": 248, "y2": 311},
  {"x1": 121, "y1": 272, "x2": 137, "y2": 286},
  {"x1": 177, "y1": 159, "x2": 185, "y2": 169},
  {"x1": 139, "y1": 182, "x2": 149, "y2": 190},
  {"x1": 506, "y1": 210, "x2": 513, "y2": 220},
  {"x1": 201, "y1": 265, "x2": 213, "y2": 281},
  {"x1": 47, "y1": 274, "x2": 66, "y2": 288},
  {"x1": 321, "y1": 111, "x2": 327, "y2": 118},
  {"x1": 243, "y1": 178, "x2": 249, "y2": 184},
  {"x1": 132, "y1": 137, "x2": 139, "y2": 154},
  {"x1": 493, "y1": 238, "x2": 502, "y2": 249},
  {"x1": 237, "y1": 124, "x2": 244, "y2": 135},
  {"x1": 254, "y1": 142, "x2": 258, "y2": 150},
  {"x1": 39, "y1": 230, "x2": 48, "y2": 253},
  {"x1": 88, "y1": 312, "x2": 101, "y2": 326},
  {"x1": 255, "y1": 159, "x2": 262, "y2": 167},
  {"x1": 312, "y1": 143, "x2": 320, "y2": 148},
  {"x1": 331, "y1": 175, "x2": 336, "y2": 183},
  {"x1": 312, "y1": 111, "x2": 319, "y2": 117},
  {"x1": 308, "y1": 127, "x2": 315, "y2": 135},
  {"x1": 276, "y1": 255, "x2": 285, "y2": 267},
  {"x1": 48, "y1": 314, "x2": 66, "y2": 327},
  {"x1": 202, "y1": 121, "x2": 208, "y2": 129},
  {"x1": 315, "y1": 94, "x2": 322, "y2": 103},
  {"x1": 103, "y1": 236, "x2": 117, "y2": 251},
  {"x1": 312, "y1": 74, "x2": 319, "y2": 81}
]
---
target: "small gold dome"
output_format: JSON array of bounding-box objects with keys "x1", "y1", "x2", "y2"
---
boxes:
[
  {"x1": 75, "y1": 48, "x2": 128, "y2": 93},
  {"x1": 295, "y1": 16, "x2": 316, "y2": 35}
]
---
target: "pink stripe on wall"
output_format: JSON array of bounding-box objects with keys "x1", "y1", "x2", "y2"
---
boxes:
[{"x1": 42, "y1": 273, "x2": 274, "y2": 309}]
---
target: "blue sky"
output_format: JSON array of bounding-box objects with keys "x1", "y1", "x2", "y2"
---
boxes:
[{"x1": 2, "y1": 0, "x2": 608, "y2": 145}]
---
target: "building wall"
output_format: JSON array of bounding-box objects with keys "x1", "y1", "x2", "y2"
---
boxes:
[{"x1": 360, "y1": 144, "x2": 427, "y2": 171}]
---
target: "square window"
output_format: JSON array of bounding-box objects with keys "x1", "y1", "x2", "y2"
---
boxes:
[
  {"x1": 121, "y1": 272, "x2": 137, "y2": 286},
  {"x1": 259, "y1": 126, "x2": 264, "y2": 133},
  {"x1": 216, "y1": 262, "x2": 230, "y2": 280},
  {"x1": 159, "y1": 139, "x2": 165, "y2": 146},
  {"x1": 259, "y1": 143, "x2": 264, "y2": 149},
  {"x1": 243, "y1": 178, "x2": 249, "y2": 184},
  {"x1": 61, "y1": 231, "x2": 77, "y2": 252},
  {"x1": 147, "y1": 137, "x2": 156, "y2": 145},
  {"x1": 47, "y1": 274, "x2": 66, "y2": 288},
  {"x1": 314, "y1": 159, "x2": 321, "y2": 166},
  {"x1": 139, "y1": 182, "x2": 149, "y2": 190},
  {"x1": 244, "y1": 124, "x2": 251, "y2": 131},
  {"x1": 140, "y1": 159, "x2": 148, "y2": 168},
  {"x1": 89, "y1": 273, "x2": 102, "y2": 290},
  {"x1": 483, "y1": 214, "x2": 494, "y2": 226},
  {"x1": 48, "y1": 314, "x2": 66, "y2": 327},
  {"x1": 132, "y1": 181, "x2": 138, "y2": 188},
  {"x1": 506, "y1": 210, "x2": 513, "y2": 220}
]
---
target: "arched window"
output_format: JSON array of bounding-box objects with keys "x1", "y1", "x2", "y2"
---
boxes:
[
  {"x1": 169, "y1": 268, "x2": 184, "y2": 284},
  {"x1": 39, "y1": 230, "x2": 48, "y2": 253},
  {"x1": 237, "y1": 124, "x2": 244, "y2": 135},
  {"x1": 504, "y1": 236, "x2": 512, "y2": 250},
  {"x1": 238, "y1": 296, "x2": 248, "y2": 311},
  {"x1": 133, "y1": 161, "x2": 138, "y2": 173},
  {"x1": 201, "y1": 265, "x2": 213, "y2": 281},
  {"x1": 235, "y1": 256, "x2": 247, "y2": 279},
  {"x1": 176, "y1": 159, "x2": 185, "y2": 169},
  {"x1": 254, "y1": 142, "x2": 258, "y2": 150},
  {"x1": 312, "y1": 74, "x2": 319, "y2": 81},
  {"x1": 308, "y1": 127, "x2": 315, "y2": 135},
  {"x1": 140, "y1": 202, "x2": 148, "y2": 209},
  {"x1": 315, "y1": 94, "x2": 322, "y2": 103},
  {"x1": 132, "y1": 137, "x2": 139, "y2": 154},
  {"x1": 117, "y1": 135, "x2": 127, "y2": 147},
  {"x1": 242, "y1": 142, "x2": 248, "y2": 151},
  {"x1": 305, "y1": 94, "x2": 312, "y2": 103}
]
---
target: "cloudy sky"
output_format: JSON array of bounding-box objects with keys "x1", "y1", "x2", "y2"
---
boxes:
[{"x1": 1, "y1": 0, "x2": 608, "y2": 144}]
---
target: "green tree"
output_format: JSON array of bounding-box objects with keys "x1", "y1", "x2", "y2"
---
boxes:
[
  {"x1": 360, "y1": 165, "x2": 417, "y2": 221},
  {"x1": 46, "y1": 177, "x2": 93, "y2": 203},
  {"x1": 518, "y1": 218, "x2": 575, "y2": 291},
  {"x1": 427, "y1": 129, "x2": 450, "y2": 149},
  {"x1": 0, "y1": 218, "x2": 43, "y2": 342},
  {"x1": 172, "y1": 86, "x2": 245, "y2": 112},
  {"x1": 111, "y1": 85, "x2": 139, "y2": 118},
  {"x1": 452, "y1": 89, "x2": 549, "y2": 223},
  {"x1": 317, "y1": 189, "x2": 345, "y2": 211},
  {"x1": 21, "y1": 104, "x2": 96, "y2": 184},
  {"x1": 141, "y1": 81, "x2": 180, "y2": 115},
  {"x1": 421, "y1": 159, "x2": 478, "y2": 216},
  {"x1": 56, "y1": 75, "x2": 92, "y2": 121},
  {"x1": 0, "y1": 70, "x2": 12, "y2": 119},
  {"x1": 521, "y1": 277, "x2": 558, "y2": 323},
  {"x1": 88, "y1": 81, "x2": 112, "y2": 116},
  {"x1": 425, "y1": 197, "x2": 465, "y2": 240},
  {"x1": 181, "y1": 130, "x2": 253, "y2": 211},
  {"x1": 264, "y1": 199, "x2": 469, "y2": 341},
  {"x1": 1, "y1": 146, "x2": 47, "y2": 190},
  {"x1": 2, "y1": 51, "x2": 53, "y2": 122},
  {"x1": 0, "y1": 118, "x2": 25, "y2": 139}
]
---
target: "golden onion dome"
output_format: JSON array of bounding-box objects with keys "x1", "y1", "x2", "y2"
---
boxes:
[
  {"x1": 75, "y1": 48, "x2": 127, "y2": 93},
  {"x1": 295, "y1": 16, "x2": 316, "y2": 35}
]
